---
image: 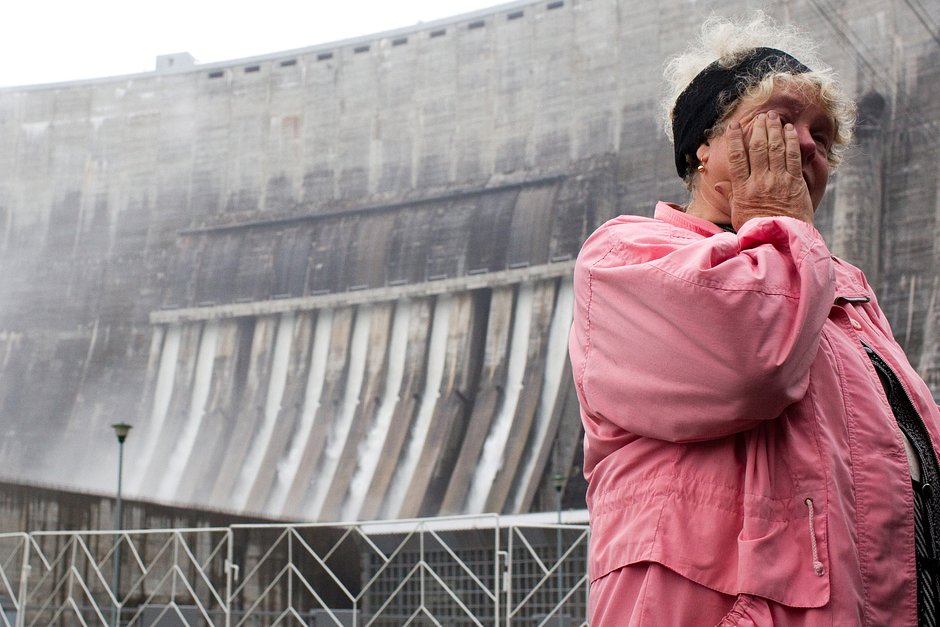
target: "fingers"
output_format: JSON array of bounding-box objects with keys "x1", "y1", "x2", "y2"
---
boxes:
[
  {"x1": 746, "y1": 112, "x2": 794, "y2": 173},
  {"x1": 728, "y1": 110, "x2": 814, "y2": 231},
  {"x1": 748, "y1": 113, "x2": 769, "y2": 174},
  {"x1": 766, "y1": 112, "x2": 786, "y2": 172},
  {"x1": 725, "y1": 120, "x2": 750, "y2": 182},
  {"x1": 784, "y1": 123, "x2": 801, "y2": 176}
]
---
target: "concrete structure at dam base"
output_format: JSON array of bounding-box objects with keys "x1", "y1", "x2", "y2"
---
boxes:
[{"x1": 0, "y1": 481, "x2": 591, "y2": 625}]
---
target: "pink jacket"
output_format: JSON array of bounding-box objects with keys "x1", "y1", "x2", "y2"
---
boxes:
[{"x1": 569, "y1": 202, "x2": 940, "y2": 625}]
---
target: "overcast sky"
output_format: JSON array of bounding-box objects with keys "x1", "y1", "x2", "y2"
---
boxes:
[{"x1": 0, "y1": 0, "x2": 509, "y2": 88}]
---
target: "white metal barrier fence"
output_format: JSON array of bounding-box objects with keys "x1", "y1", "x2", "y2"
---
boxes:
[{"x1": 0, "y1": 515, "x2": 588, "y2": 626}]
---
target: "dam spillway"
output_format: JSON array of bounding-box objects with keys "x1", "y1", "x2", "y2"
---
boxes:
[
  {"x1": 128, "y1": 274, "x2": 573, "y2": 519},
  {"x1": 124, "y1": 175, "x2": 587, "y2": 520},
  {"x1": 0, "y1": 0, "x2": 939, "y2": 523}
]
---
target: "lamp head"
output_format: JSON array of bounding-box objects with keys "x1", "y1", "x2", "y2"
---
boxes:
[{"x1": 111, "y1": 422, "x2": 132, "y2": 444}]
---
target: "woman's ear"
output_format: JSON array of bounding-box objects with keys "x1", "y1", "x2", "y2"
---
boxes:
[{"x1": 695, "y1": 143, "x2": 710, "y2": 168}]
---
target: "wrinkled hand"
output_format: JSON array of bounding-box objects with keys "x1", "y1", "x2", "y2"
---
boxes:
[{"x1": 727, "y1": 111, "x2": 814, "y2": 232}]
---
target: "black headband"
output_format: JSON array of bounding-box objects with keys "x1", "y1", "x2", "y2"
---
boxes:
[{"x1": 671, "y1": 47, "x2": 811, "y2": 178}]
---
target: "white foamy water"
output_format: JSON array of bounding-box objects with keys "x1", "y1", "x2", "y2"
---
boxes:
[
  {"x1": 510, "y1": 280, "x2": 573, "y2": 511},
  {"x1": 266, "y1": 309, "x2": 333, "y2": 515},
  {"x1": 380, "y1": 295, "x2": 452, "y2": 518},
  {"x1": 232, "y1": 312, "x2": 295, "y2": 510},
  {"x1": 304, "y1": 305, "x2": 373, "y2": 518},
  {"x1": 465, "y1": 283, "x2": 534, "y2": 513},
  {"x1": 157, "y1": 320, "x2": 220, "y2": 501},
  {"x1": 341, "y1": 300, "x2": 412, "y2": 521},
  {"x1": 129, "y1": 324, "x2": 179, "y2": 495}
]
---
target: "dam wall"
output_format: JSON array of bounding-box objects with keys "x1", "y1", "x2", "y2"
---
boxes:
[{"x1": 0, "y1": 0, "x2": 938, "y2": 521}]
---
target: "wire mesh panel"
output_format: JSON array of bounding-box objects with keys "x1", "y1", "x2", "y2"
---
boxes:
[
  {"x1": 228, "y1": 524, "x2": 364, "y2": 626},
  {"x1": 504, "y1": 524, "x2": 589, "y2": 627},
  {"x1": 21, "y1": 528, "x2": 231, "y2": 626},
  {"x1": 0, "y1": 533, "x2": 29, "y2": 627},
  {"x1": 360, "y1": 524, "x2": 500, "y2": 626},
  {"x1": 229, "y1": 518, "x2": 503, "y2": 627},
  {"x1": 8, "y1": 515, "x2": 589, "y2": 625}
]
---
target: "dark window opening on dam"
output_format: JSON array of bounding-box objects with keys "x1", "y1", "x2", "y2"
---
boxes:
[
  {"x1": 279, "y1": 59, "x2": 297, "y2": 67},
  {"x1": 392, "y1": 37, "x2": 408, "y2": 46},
  {"x1": 547, "y1": 1, "x2": 564, "y2": 9},
  {"x1": 354, "y1": 45, "x2": 370, "y2": 53},
  {"x1": 208, "y1": 70, "x2": 224, "y2": 79},
  {"x1": 317, "y1": 52, "x2": 333, "y2": 61},
  {"x1": 430, "y1": 29, "x2": 446, "y2": 38},
  {"x1": 468, "y1": 20, "x2": 485, "y2": 29},
  {"x1": 244, "y1": 65, "x2": 260, "y2": 73},
  {"x1": 508, "y1": 11, "x2": 524, "y2": 20}
]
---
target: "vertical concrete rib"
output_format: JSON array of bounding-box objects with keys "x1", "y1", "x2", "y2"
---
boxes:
[
  {"x1": 241, "y1": 311, "x2": 315, "y2": 514},
  {"x1": 156, "y1": 320, "x2": 220, "y2": 501},
  {"x1": 302, "y1": 305, "x2": 380, "y2": 519},
  {"x1": 510, "y1": 278, "x2": 574, "y2": 512},
  {"x1": 393, "y1": 291, "x2": 478, "y2": 519},
  {"x1": 439, "y1": 287, "x2": 515, "y2": 514},
  {"x1": 341, "y1": 300, "x2": 412, "y2": 521},
  {"x1": 465, "y1": 283, "x2": 536, "y2": 513},
  {"x1": 231, "y1": 311, "x2": 296, "y2": 511},
  {"x1": 127, "y1": 324, "x2": 175, "y2": 496},
  {"x1": 265, "y1": 309, "x2": 332, "y2": 515},
  {"x1": 280, "y1": 307, "x2": 354, "y2": 519},
  {"x1": 171, "y1": 318, "x2": 248, "y2": 504},
  {"x1": 208, "y1": 316, "x2": 278, "y2": 507},
  {"x1": 381, "y1": 294, "x2": 453, "y2": 519},
  {"x1": 355, "y1": 299, "x2": 431, "y2": 521},
  {"x1": 137, "y1": 323, "x2": 204, "y2": 498},
  {"x1": 317, "y1": 303, "x2": 393, "y2": 520},
  {"x1": 479, "y1": 280, "x2": 559, "y2": 513}
]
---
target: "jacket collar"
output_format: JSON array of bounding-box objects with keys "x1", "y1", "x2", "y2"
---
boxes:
[
  {"x1": 831, "y1": 258, "x2": 872, "y2": 303},
  {"x1": 654, "y1": 202, "x2": 726, "y2": 236},
  {"x1": 653, "y1": 201, "x2": 873, "y2": 303}
]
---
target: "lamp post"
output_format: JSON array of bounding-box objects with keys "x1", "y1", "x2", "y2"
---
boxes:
[
  {"x1": 552, "y1": 473, "x2": 565, "y2": 613},
  {"x1": 110, "y1": 422, "x2": 131, "y2": 627},
  {"x1": 552, "y1": 474, "x2": 565, "y2": 525}
]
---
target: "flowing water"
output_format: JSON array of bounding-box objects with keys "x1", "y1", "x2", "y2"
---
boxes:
[
  {"x1": 342, "y1": 300, "x2": 411, "y2": 520},
  {"x1": 465, "y1": 283, "x2": 534, "y2": 513}
]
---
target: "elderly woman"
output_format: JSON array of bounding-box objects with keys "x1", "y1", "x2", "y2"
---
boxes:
[{"x1": 569, "y1": 13, "x2": 940, "y2": 626}]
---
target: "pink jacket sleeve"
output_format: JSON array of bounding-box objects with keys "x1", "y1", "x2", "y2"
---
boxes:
[{"x1": 570, "y1": 214, "x2": 835, "y2": 443}]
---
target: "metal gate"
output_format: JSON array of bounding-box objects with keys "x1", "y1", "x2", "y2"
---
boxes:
[{"x1": 0, "y1": 515, "x2": 588, "y2": 626}]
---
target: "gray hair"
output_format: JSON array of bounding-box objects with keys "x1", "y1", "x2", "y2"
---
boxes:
[{"x1": 662, "y1": 12, "x2": 856, "y2": 185}]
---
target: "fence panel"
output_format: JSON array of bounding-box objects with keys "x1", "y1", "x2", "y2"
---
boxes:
[
  {"x1": 505, "y1": 524, "x2": 589, "y2": 627},
  {"x1": 20, "y1": 528, "x2": 231, "y2": 626},
  {"x1": 9, "y1": 516, "x2": 588, "y2": 626},
  {"x1": 0, "y1": 533, "x2": 29, "y2": 627}
]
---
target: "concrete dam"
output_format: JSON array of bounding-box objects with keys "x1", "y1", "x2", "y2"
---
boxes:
[
  {"x1": 0, "y1": 0, "x2": 938, "y2": 523},
  {"x1": 130, "y1": 175, "x2": 584, "y2": 520}
]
